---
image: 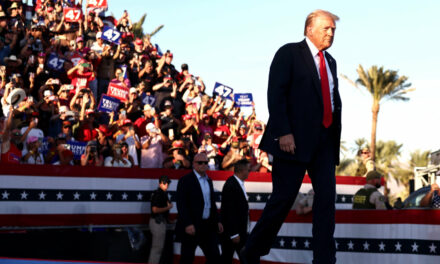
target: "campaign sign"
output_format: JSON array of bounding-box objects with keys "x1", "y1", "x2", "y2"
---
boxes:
[
  {"x1": 70, "y1": 53, "x2": 82, "y2": 66},
  {"x1": 101, "y1": 26, "x2": 121, "y2": 44},
  {"x1": 67, "y1": 140, "x2": 87, "y2": 160},
  {"x1": 47, "y1": 53, "x2": 66, "y2": 71},
  {"x1": 87, "y1": 0, "x2": 108, "y2": 8},
  {"x1": 141, "y1": 94, "x2": 156, "y2": 106},
  {"x1": 98, "y1": 94, "x2": 121, "y2": 113},
  {"x1": 107, "y1": 83, "x2": 129, "y2": 102},
  {"x1": 63, "y1": 7, "x2": 82, "y2": 23},
  {"x1": 234, "y1": 93, "x2": 253, "y2": 107},
  {"x1": 213, "y1": 82, "x2": 234, "y2": 100},
  {"x1": 40, "y1": 137, "x2": 50, "y2": 156}
]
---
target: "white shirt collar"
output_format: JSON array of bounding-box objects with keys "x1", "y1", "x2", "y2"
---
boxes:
[
  {"x1": 233, "y1": 175, "x2": 245, "y2": 185},
  {"x1": 193, "y1": 169, "x2": 206, "y2": 180},
  {"x1": 305, "y1": 37, "x2": 323, "y2": 58}
]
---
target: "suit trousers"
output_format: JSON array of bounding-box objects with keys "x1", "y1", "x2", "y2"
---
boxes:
[
  {"x1": 148, "y1": 218, "x2": 167, "y2": 264},
  {"x1": 246, "y1": 125, "x2": 337, "y2": 264},
  {"x1": 221, "y1": 233, "x2": 247, "y2": 264},
  {"x1": 179, "y1": 220, "x2": 221, "y2": 264}
]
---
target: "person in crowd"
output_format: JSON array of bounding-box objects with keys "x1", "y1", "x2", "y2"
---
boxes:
[
  {"x1": 295, "y1": 189, "x2": 315, "y2": 214},
  {"x1": 222, "y1": 138, "x2": 244, "y2": 171},
  {"x1": 159, "y1": 100, "x2": 180, "y2": 140},
  {"x1": 175, "y1": 153, "x2": 223, "y2": 264},
  {"x1": 355, "y1": 147, "x2": 376, "y2": 176},
  {"x1": 148, "y1": 175, "x2": 173, "y2": 264},
  {"x1": 1, "y1": 106, "x2": 22, "y2": 163},
  {"x1": 420, "y1": 182, "x2": 440, "y2": 208},
  {"x1": 120, "y1": 141, "x2": 134, "y2": 167},
  {"x1": 81, "y1": 140, "x2": 103, "y2": 167},
  {"x1": 96, "y1": 124, "x2": 113, "y2": 159},
  {"x1": 198, "y1": 132, "x2": 218, "y2": 171},
  {"x1": 104, "y1": 143, "x2": 131, "y2": 168},
  {"x1": 352, "y1": 170, "x2": 386, "y2": 209},
  {"x1": 134, "y1": 104, "x2": 159, "y2": 138},
  {"x1": 115, "y1": 119, "x2": 140, "y2": 166},
  {"x1": 21, "y1": 136, "x2": 44, "y2": 164},
  {"x1": 220, "y1": 159, "x2": 250, "y2": 264},
  {"x1": 140, "y1": 122, "x2": 167, "y2": 168},
  {"x1": 163, "y1": 140, "x2": 190, "y2": 170},
  {"x1": 45, "y1": 134, "x2": 74, "y2": 165}
]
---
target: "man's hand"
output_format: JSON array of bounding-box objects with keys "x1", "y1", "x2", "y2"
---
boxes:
[
  {"x1": 279, "y1": 133, "x2": 295, "y2": 154},
  {"x1": 432, "y1": 183, "x2": 439, "y2": 192},
  {"x1": 217, "y1": 222, "x2": 224, "y2": 234},
  {"x1": 232, "y1": 235, "x2": 240, "y2": 244},
  {"x1": 185, "y1": 225, "x2": 195, "y2": 236}
]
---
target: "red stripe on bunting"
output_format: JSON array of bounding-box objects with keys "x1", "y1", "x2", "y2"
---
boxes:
[
  {"x1": 0, "y1": 164, "x2": 366, "y2": 185},
  {"x1": 0, "y1": 214, "x2": 150, "y2": 227},
  {"x1": 2, "y1": 209, "x2": 440, "y2": 228}
]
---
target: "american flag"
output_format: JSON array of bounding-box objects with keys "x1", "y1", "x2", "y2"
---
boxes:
[{"x1": 1, "y1": 164, "x2": 439, "y2": 263}]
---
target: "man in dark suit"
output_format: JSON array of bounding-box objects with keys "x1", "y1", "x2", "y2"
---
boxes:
[
  {"x1": 241, "y1": 10, "x2": 342, "y2": 264},
  {"x1": 220, "y1": 159, "x2": 250, "y2": 263},
  {"x1": 176, "y1": 153, "x2": 224, "y2": 264}
]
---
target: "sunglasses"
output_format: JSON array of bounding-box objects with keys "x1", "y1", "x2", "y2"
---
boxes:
[
  {"x1": 196, "y1": 161, "x2": 209, "y2": 165},
  {"x1": 63, "y1": 126, "x2": 71, "y2": 129},
  {"x1": 361, "y1": 152, "x2": 370, "y2": 154}
]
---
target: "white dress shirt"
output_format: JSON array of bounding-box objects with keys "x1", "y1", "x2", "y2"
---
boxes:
[
  {"x1": 305, "y1": 37, "x2": 335, "y2": 112},
  {"x1": 194, "y1": 169, "x2": 211, "y2": 219}
]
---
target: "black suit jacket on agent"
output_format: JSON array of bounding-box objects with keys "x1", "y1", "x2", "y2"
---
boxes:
[
  {"x1": 175, "y1": 171, "x2": 220, "y2": 237},
  {"x1": 259, "y1": 39, "x2": 342, "y2": 164},
  {"x1": 220, "y1": 176, "x2": 249, "y2": 239}
]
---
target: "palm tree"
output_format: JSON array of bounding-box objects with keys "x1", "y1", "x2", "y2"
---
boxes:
[
  {"x1": 341, "y1": 65, "x2": 413, "y2": 161},
  {"x1": 132, "y1": 13, "x2": 164, "y2": 39}
]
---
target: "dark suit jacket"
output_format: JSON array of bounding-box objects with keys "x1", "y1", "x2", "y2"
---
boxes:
[
  {"x1": 220, "y1": 176, "x2": 249, "y2": 239},
  {"x1": 259, "y1": 39, "x2": 342, "y2": 164},
  {"x1": 175, "y1": 171, "x2": 220, "y2": 236}
]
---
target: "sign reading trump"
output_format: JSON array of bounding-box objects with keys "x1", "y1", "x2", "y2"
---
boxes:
[
  {"x1": 234, "y1": 93, "x2": 253, "y2": 107},
  {"x1": 98, "y1": 95, "x2": 120, "y2": 113},
  {"x1": 106, "y1": 83, "x2": 129, "y2": 102}
]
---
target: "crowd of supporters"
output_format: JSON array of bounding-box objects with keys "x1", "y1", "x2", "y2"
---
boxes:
[{"x1": 0, "y1": 0, "x2": 272, "y2": 172}]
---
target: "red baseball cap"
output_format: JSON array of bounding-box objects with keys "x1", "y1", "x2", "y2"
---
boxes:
[
  {"x1": 122, "y1": 119, "x2": 132, "y2": 126},
  {"x1": 135, "y1": 38, "x2": 143, "y2": 45}
]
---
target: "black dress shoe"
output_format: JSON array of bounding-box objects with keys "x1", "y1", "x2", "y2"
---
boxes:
[{"x1": 239, "y1": 247, "x2": 260, "y2": 264}]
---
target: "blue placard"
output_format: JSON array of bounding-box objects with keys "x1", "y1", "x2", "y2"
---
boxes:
[
  {"x1": 47, "y1": 53, "x2": 66, "y2": 71},
  {"x1": 66, "y1": 140, "x2": 87, "y2": 160},
  {"x1": 154, "y1": 44, "x2": 163, "y2": 56},
  {"x1": 213, "y1": 82, "x2": 234, "y2": 100},
  {"x1": 141, "y1": 94, "x2": 156, "y2": 106},
  {"x1": 101, "y1": 26, "x2": 121, "y2": 44},
  {"x1": 234, "y1": 93, "x2": 253, "y2": 107},
  {"x1": 98, "y1": 94, "x2": 121, "y2": 113},
  {"x1": 40, "y1": 137, "x2": 50, "y2": 156}
]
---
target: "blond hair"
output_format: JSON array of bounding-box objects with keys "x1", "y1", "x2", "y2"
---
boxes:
[{"x1": 304, "y1": 10, "x2": 340, "y2": 36}]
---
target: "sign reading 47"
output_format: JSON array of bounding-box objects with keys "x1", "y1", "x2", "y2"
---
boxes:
[
  {"x1": 63, "y1": 7, "x2": 82, "y2": 22},
  {"x1": 101, "y1": 26, "x2": 121, "y2": 44},
  {"x1": 213, "y1": 82, "x2": 234, "y2": 100},
  {"x1": 87, "y1": 0, "x2": 108, "y2": 8}
]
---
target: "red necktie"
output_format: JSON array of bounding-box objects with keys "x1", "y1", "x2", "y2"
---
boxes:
[{"x1": 318, "y1": 51, "x2": 332, "y2": 128}]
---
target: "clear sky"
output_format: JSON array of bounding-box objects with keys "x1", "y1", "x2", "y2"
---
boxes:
[{"x1": 107, "y1": 0, "x2": 440, "y2": 160}]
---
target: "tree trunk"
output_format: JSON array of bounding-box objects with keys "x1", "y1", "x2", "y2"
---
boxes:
[{"x1": 370, "y1": 101, "x2": 380, "y2": 162}]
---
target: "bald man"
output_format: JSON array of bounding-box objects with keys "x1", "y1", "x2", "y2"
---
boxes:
[{"x1": 175, "y1": 153, "x2": 224, "y2": 264}]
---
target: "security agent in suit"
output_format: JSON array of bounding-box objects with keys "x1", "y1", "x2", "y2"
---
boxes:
[
  {"x1": 241, "y1": 10, "x2": 342, "y2": 264},
  {"x1": 220, "y1": 159, "x2": 250, "y2": 263},
  {"x1": 175, "y1": 153, "x2": 224, "y2": 264}
]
